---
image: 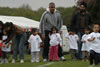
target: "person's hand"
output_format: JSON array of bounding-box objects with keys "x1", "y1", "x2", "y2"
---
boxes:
[
  {"x1": 82, "y1": 40, "x2": 86, "y2": 43},
  {"x1": 92, "y1": 37, "x2": 95, "y2": 40},
  {"x1": 42, "y1": 35, "x2": 45, "y2": 40}
]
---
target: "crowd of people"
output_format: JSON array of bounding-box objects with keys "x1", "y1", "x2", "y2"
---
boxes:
[{"x1": 0, "y1": 1, "x2": 100, "y2": 67}]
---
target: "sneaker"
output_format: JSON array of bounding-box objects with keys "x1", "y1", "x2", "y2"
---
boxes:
[
  {"x1": 61, "y1": 56, "x2": 66, "y2": 61},
  {"x1": 12, "y1": 59, "x2": 15, "y2": 63},
  {"x1": 31, "y1": 60, "x2": 35, "y2": 63},
  {"x1": 89, "y1": 64, "x2": 95, "y2": 67},
  {"x1": 1, "y1": 59, "x2": 4, "y2": 63},
  {"x1": 43, "y1": 59, "x2": 47, "y2": 62},
  {"x1": 36, "y1": 60, "x2": 39, "y2": 62},
  {"x1": 20, "y1": 59, "x2": 24, "y2": 63},
  {"x1": 4, "y1": 59, "x2": 8, "y2": 63}
]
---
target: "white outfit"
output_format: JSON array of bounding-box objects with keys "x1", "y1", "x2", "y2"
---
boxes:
[
  {"x1": 65, "y1": 33, "x2": 79, "y2": 50},
  {"x1": 28, "y1": 34, "x2": 42, "y2": 52},
  {"x1": 87, "y1": 32, "x2": 100, "y2": 53},
  {"x1": 81, "y1": 34, "x2": 90, "y2": 52},
  {"x1": 2, "y1": 35, "x2": 12, "y2": 52},
  {"x1": 49, "y1": 33, "x2": 62, "y2": 46}
]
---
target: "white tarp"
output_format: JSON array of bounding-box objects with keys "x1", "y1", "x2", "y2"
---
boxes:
[{"x1": 0, "y1": 15, "x2": 40, "y2": 28}]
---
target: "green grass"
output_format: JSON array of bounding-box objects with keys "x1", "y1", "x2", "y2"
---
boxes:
[{"x1": 0, "y1": 54, "x2": 100, "y2": 67}]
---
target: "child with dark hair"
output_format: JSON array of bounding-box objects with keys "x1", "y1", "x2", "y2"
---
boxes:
[
  {"x1": 49, "y1": 27, "x2": 62, "y2": 61},
  {"x1": 28, "y1": 28, "x2": 42, "y2": 62},
  {"x1": 1, "y1": 29, "x2": 12, "y2": 63},
  {"x1": 0, "y1": 21, "x2": 3, "y2": 63},
  {"x1": 88, "y1": 24, "x2": 100, "y2": 66},
  {"x1": 81, "y1": 27, "x2": 90, "y2": 61},
  {"x1": 65, "y1": 30, "x2": 79, "y2": 60}
]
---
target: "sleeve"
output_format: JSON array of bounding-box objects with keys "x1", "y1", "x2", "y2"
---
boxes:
[
  {"x1": 75, "y1": 34, "x2": 79, "y2": 41},
  {"x1": 38, "y1": 36, "x2": 42, "y2": 43},
  {"x1": 87, "y1": 33, "x2": 92, "y2": 39},
  {"x1": 70, "y1": 13, "x2": 77, "y2": 31},
  {"x1": 4, "y1": 30, "x2": 16, "y2": 44},
  {"x1": 57, "y1": 13, "x2": 63, "y2": 31},
  {"x1": 65, "y1": 33, "x2": 69, "y2": 39},
  {"x1": 81, "y1": 35, "x2": 85, "y2": 41},
  {"x1": 39, "y1": 12, "x2": 46, "y2": 35},
  {"x1": 57, "y1": 34, "x2": 62, "y2": 46},
  {"x1": 28, "y1": 36, "x2": 31, "y2": 43}
]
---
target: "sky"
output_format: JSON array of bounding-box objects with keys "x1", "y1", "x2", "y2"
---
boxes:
[{"x1": 0, "y1": 0, "x2": 78, "y2": 10}]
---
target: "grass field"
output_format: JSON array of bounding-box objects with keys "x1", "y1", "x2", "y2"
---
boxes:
[{"x1": 0, "y1": 54, "x2": 100, "y2": 67}]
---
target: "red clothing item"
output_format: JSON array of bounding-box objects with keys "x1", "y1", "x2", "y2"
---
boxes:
[
  {"x1": 0, "y1": 48, "x2": 2, "y2": 57},
  {"x1": 49, "y1": 45, "x2": 59, "y2": 61}
]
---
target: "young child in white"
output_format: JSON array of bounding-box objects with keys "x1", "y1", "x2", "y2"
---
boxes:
[
  {"x1": 28, "y1": 28, "x2": 42, "y2": 63},
  {"x1": 65, "y1": 30, "x2": 79, "y2": 60},
  {"x1": 1, "y1": 29, "x2": 12, "y2": 63},
  {"x1": 81, "y1": 27, "x2": 90, "y2": 61},
  {"x1": 88, "y1": 24, "x2": 100, "y2": 66},
  {"x1": 49, "y1": 27, "x2": 62, "y2": 61}
]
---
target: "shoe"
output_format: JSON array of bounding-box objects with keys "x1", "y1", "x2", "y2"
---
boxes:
[
  {"x1": 61, "y1": 56, "x2": 66, "y2": 61},
  {"x1": 1, "y1": 59, "x2": 4, "y2": 63},
  {"x1": 12, "y1": 59, "x2": 15, "y2": 63},
  {"x1": 31, "y1": 60, "x2": 35, "y2": 63},
  {"x1": 4, "y1": 59, "x2": 8, "y2": 63},
  {"x1": 20, "y1": 59, "x2": 24, "y2": 63},
  {"x1": 36, "y1": 60, "x2": 39, "y2": 62},
  {"x1": 43, "y1": 59, "x2": 47, "y2": 62},
  {"x1": 89, "y1": 64, "x2": 95, "y2": 67}
]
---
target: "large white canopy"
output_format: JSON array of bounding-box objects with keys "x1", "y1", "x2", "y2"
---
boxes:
[{"x1": 0, "y1": 15, "x2": 40, "y2": 28}]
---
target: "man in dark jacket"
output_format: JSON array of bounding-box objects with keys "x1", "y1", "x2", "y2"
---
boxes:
[{"x1": 71, "y1": 3, "x2": 92, "y2": 59}]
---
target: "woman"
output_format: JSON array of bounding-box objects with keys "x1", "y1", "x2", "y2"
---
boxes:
[{"x1": 3, "y1": 22, "x2": 27, "y2": 63}]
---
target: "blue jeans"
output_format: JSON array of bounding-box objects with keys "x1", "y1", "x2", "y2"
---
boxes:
[
  {"x1": 13, "y1": 32, "x2": 27, "y2": 60},
  {"x1": 77, "y1": 32, "x2": 84, "y2": 59}
]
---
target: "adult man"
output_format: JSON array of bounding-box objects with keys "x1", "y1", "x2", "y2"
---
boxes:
[
  {"x1": 39, "y1": 2, "x2": 63, "y2": 61},
  {"x1": 71, "y1": 3, "x2": 92, "y2": 59}
]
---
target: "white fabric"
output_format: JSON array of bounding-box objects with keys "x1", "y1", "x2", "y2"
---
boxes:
[
  {"x1": 2, "y1": 35, "x2": 12, "y2": 52},
  {"x1": 28, "y1": 34, "x2": 42, "y2": 52},
  {"x1": 65, "y1": 33, "x2": 79, "y2": 50},
  {"x1": 87, "y1": 32, "x2": 100, "y2": 53},
  {"x1": 49, "y1": 33, "x2": 62, "y2": 46},
  {"x1": 81, "y1": 34, "x2": 90, "y2": 51}
]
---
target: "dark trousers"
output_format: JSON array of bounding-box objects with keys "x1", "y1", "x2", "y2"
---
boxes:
[
  {"x1": 58, "y1": 45, "x2": 63, "y2": 58},
  {"x1": 2, "y1": 51, "x2": 9, "y2": 59},
  {"x1": 43, "y1": 30, "x2": 50, "y2": 60},
  {"x1": 89, "y1": 50, "x2": 100, "y2": 65}
]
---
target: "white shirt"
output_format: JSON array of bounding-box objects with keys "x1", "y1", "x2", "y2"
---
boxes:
[
  {"x1": 28, "y1": 34, "x2": 42, "y2": 52},
  {"x1": 88, "y1": 32, "x2": 100, "y2": 53},
  {"x1": 65, "y1": 33, "x2": 79, "y2": 50},
  {"x1": 81, "y1": 34, "x2": 90, "y2": 51},
  {"x1": 2, "y1": 35, "x2": 12, "y2": 52},
  {"x1": 49, "y1": 33, "x2": 62, "y2": 46}
]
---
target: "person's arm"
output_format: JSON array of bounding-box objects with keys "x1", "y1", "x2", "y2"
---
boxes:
[
  {"x1": 57, "y1": 12, "x2": 63, "y2": 31},
  {"x1": 81, "y1": 35, "x2": 86, "y2": 43},
  {"x1": 4, "y1": 30, "x2": 16, "y2": 44},
  {"x1": 88, "y1": 33, "x2": 95, "y2": 41},
  {"x1": 88, "y1": 37, "x2": 95, "y2": 41},
  {"x1": 39, "y1": 12, "x2": 47, "y2": 35},
  {"x1": 29, "y1": 43, "x2": 31, "y2": 48},
  {"x1": 70, "y1": 13, "x2": 77, "y2": 31}
]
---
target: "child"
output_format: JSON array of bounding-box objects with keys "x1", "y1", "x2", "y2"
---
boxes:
[
  {"x1": 65, "y1": 30, "x2": 79, "y2": 60},
  {"x1": 88, "y1": 24, "x2": 100, "y2": 66},
  {"x1": 49, "y1": 27, "x2": 62, "y2": 61},
  {"x1": 0, "y1": 21, "x2": 3, "y2": 63},
  {"x1": 28, "y1": 28, "x2": 42, "y2": 62},
  {"x1": 81, "y1": 27, "x2": 90, "y2": 61},
  {"x1": 1, "y1": 29, "x2": 12, "y2": 63}
]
